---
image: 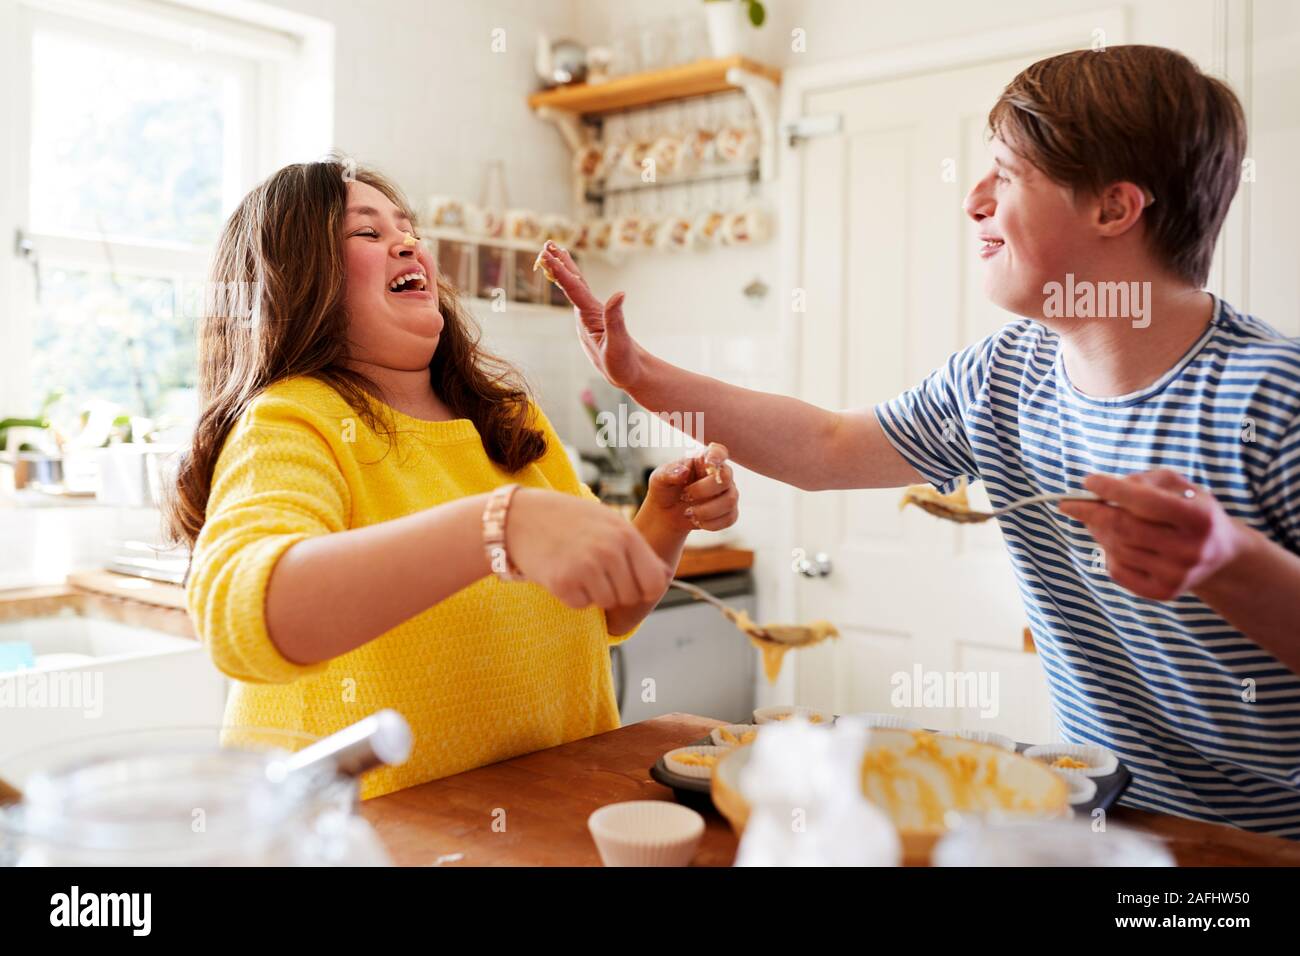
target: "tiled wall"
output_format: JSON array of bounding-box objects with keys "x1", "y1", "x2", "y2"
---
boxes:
[{"x1": 0, "y1": 502, "x2": 164, "y2": 590}]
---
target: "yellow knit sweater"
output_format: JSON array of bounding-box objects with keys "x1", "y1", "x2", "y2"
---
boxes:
[{"x1": 186, "y1": 376, "x2": 630, "y2": 799}]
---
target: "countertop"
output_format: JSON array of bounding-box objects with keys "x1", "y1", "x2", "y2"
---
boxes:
[{"x1": 359, "y1": 712, "x2": 1300, "y2": 867}]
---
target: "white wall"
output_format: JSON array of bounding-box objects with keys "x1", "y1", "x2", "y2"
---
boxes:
[{"x1": 253, "y1": 0, "x2": 578, "y2": 216}]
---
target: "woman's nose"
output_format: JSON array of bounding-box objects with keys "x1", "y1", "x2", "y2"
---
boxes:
[{"x1": 964, "y1": 176, "x2": 994, "y2": 222}]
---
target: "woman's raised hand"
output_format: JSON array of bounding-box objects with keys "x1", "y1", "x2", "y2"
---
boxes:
[
  {"x1": 505, "y1": 488, "x2": 673, "y2": 610},
  {"x1": 540, "y1": 241, "x2": 646, "y2": 391}
]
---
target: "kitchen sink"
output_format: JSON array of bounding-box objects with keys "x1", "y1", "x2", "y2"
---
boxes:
[{"x1": 0, "y1": 592, "x2": 228, "y2": 779}]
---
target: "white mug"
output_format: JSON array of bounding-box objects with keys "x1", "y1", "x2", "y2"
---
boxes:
[
  {"x1": 572, "y1": 220, "x2": 592, "y2": 252},
  {"x1": 620, "y1": 141, "x2": 652, "y2": 178},
  {"x1": 658, "y1": 215, "x2": 695, "y2": 252},
  {"x1": 573, "y1": 144, "x2": 605, "y2": 181},
  {"x1": 693, "y1": 209, "x2": 727, "y2": 246},
  {"x1": 722, "y1": 206, "x2": 770, "y2": 245},
  {"x1": 590, "y1": 219, "x2": 615, "y2": 255},
  {"x1": 648, "y1": 136, "x2": 688, "y2": 178},
  {"x1": 505, "y1": 209, "x2": 542, "y2": 243},
  {"x1": 715, "y1": 125, "x2": 758, "y2": 165},
  {"x1": 688, "y1": 128, "x2": 717, "y2": 165},
  {"x1": 613, "y1": 215, "x2": 644, "y2": 251}
]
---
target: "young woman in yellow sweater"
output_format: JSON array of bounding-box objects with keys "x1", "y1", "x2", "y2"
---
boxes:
[{"x1": 166, "y1": 158, "x2": 739, "y2": 799}]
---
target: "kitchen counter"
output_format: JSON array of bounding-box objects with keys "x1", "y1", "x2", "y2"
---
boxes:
[
  {"x1": 5, "y1": 547, "x2": 754, "y2": 640},
  {"x1": 359, "y1": 712, "x2": 1300, "y2": 867}
]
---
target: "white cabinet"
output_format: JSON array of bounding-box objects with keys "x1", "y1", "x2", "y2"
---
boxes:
[{"x1": 613, "y1": 578, "x2": 757, "y2": 725}]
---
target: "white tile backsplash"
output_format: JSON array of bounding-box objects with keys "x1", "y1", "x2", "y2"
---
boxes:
[{"x1": 0, "y1": 504, "x2": 165, "y2": 590}]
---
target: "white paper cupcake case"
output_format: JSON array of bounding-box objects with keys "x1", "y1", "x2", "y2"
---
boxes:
[
  {"x1": 753, "y1": 705, "x2": 835, "y2": 726},
  {"x1": 663, "y1": 745, "x2": 729, "y2": 779},
  {"x1": 1053, "y1": 770, "x2": 1099, "y2": 805},
  {"x1": 840, "y1": 711, "x2": 922, "y2": 731},
  {"x1": 953, "y1": 728, "x2": 1018, "y2": 752},
  {"x1": 1023, "y1": 743, "x2": 1118, "y2": 777},
  {"x1": 587, "y1": 801, "x2": 704, "y2": 867},
  {"x1": 710, "y1": 724, "x2": 760, "y2": 747}
]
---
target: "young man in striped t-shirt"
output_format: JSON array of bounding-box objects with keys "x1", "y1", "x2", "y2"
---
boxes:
[{"x1": 542, "y1": 45, "x2": 1300, "y2": 837}]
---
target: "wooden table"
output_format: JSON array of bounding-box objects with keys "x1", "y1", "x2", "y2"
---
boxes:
[{"x1": 359, "y1": 712, "x2": 1300, "y2": 867}]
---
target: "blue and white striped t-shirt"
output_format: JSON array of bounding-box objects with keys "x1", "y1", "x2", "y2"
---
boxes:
[{"x1": 876, "y1": 296, "x2": 1300, "y2": 838}]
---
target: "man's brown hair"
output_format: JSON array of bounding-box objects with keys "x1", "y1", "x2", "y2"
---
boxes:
[{"x1": 988, "y1": 45, "x2": 1246, "y2": 287}]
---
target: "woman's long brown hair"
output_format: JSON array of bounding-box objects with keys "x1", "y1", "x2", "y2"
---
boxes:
[{"x1": 164, "y1": 154, "x2": 546, "y2": 550}]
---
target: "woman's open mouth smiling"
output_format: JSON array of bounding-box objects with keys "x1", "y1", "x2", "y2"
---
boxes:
[
  {"x1": 388, "y1": 269, "x2": 430, "y2": 296},
  {"x1": 978, "y1": 236, "x2": 1006, "y2": 259}
]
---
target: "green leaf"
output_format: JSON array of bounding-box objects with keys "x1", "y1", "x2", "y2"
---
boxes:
[
  {"x1": 748, "y1": 0, "x2": 766, "y2": 26},
  {"x1": 38, "y1": 388, "x2": 66, "y2": 416}
]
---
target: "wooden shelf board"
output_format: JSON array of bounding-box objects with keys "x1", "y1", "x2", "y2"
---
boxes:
[
  {"x1": 527, "y1": 56, "x2": 780, "y2": 116},
  {"x1": 675, "y1": 546, "x2": 754, "y2": 579}
]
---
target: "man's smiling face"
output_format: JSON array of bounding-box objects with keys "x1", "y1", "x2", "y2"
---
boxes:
[
  {"x1": 963, "y1": 137, "x2": 1098, "y2": 322},
  {"x1": 342, "y1": 180, "x2": 443, "y2": 370}
]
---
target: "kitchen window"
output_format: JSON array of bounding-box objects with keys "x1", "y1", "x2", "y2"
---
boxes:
[{"x1": 1, "y1": 0, "x2": 330, "y2": 430}]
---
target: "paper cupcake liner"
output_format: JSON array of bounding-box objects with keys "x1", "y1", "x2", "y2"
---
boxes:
[
  {"x1": 587, "y1": 801, "x2": 704, "y2": 867},
  {"x1": 710, "y1": 724, "x2": 760, "y2": 748},
  {"x1": 753, "y1": 706, "x2": 835, "y2": 726},
  {"x1": 840, "y1": 711, "x2": 921, "y2": 731},
  {"x1": 1053, "y1": 770, "x2": 1099, "y2": 805},
  {"x1": 663, "y1": 745, "x2": 728, "y2": 779},
  {"x1": 954, "y1": 728, "x2": 1018, "y2": 752},
  {"x1": 1023, "y1": 743, "x2": 1118, "y2": 777}
]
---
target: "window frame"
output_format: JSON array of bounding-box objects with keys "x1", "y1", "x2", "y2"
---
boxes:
[{"x1": 0, "y1": 0, "x2": 333, "y2": 418}]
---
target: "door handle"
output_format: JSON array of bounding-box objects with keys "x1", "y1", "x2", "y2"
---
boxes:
[{"x1": 792, "y1": 548, "x2": 832, "y2": 578}]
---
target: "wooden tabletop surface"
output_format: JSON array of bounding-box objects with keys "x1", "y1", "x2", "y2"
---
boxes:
[{"x1": 358, "y1": 712, "x2": 1300, "y2": 867}]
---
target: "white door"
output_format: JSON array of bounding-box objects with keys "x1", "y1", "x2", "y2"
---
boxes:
[{"x1": 787, "y1": 54, "x2": 1073, "y2": 743}]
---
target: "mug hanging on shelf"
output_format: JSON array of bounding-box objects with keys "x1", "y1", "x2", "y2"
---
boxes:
[
  {"x1": 715, "y1": 125, "x2": 758, "y2": 165},
  {"x1": 613, "y1": 200, "x2": 643, "y2": 252},
  {"x1": 693, "y1": 176, "x2": 727, "y2": 246},
  {"x1": 619, "y1": 110, "x2": 654, "y2": 180},
  {"x1": 649, "y1": 128, "x2": 688, "y2": 179},
  {"x1": 574, "y1": 142, "x2": 605, "y2": 182},
  {"x1": 688, "y1": 96, "x2": 722, "y2": 165},
  {"x1": 715, "y1": 95, "x2": 759, "y2": 165},
  {"x1": 722, "y1": 204, "x2": 771, "y2": 246},
  {"x1": 590, "y1": 218, "x2": 615, "y2": 258},
  {"x1": 659, "y1": 184, "x2": 696, "y2": 252},
  {"x1": 694, "y1": 209, "x2": 727, "y2": 246}
]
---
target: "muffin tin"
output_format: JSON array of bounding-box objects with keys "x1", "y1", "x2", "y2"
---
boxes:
[{"x1": 650, "y1": 720, "x2": 1132, "y2": 819}]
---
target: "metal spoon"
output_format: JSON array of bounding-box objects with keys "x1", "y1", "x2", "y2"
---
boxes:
[
  {"x1": 266, "y1": 709, "x2": 412, "y2": 783},
  {"x1": 909, "y1": 490, "x2": 1102, "y2": 524},
  {"x1": 668, "y1": 579, "x2": 837, "y2": 647}
]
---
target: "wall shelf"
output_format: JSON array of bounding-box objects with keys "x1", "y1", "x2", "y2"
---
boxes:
[
  {"x1": 527, "y1": 56, "x2": 780, "y2": 116},
  {"x1": 583, "y1": 162, "x2": 759, "y2": 204},
  {"x1": 529, "y1": 56, "x2": 782, "y2": 188}
]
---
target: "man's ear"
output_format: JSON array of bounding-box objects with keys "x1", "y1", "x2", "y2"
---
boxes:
[{"x1": 1094, "y1": 181, "x2": 1148, "y2": 237}]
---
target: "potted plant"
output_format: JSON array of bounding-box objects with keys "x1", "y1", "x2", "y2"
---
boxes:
[
  {"x1": 703, "y1": 0, "x2": 766, "y2": 58},
  {"x1": 0, "y1": 389, "x2": 66, "y2": 491}
]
